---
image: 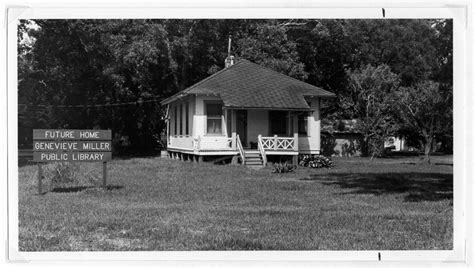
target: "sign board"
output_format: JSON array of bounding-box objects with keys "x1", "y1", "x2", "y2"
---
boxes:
[
  {"x1": 33, "y1": 152, "x2": 112, "y2": 162},
  {"x1": 33, "y1": 129, "x2": 112, "y2": 162},
  {"x1": 33, "y1": 129, "x2": 112, "y2": 194},
  {"x1": 33, "y1": 129, "x2": 112, "y2": 140}
]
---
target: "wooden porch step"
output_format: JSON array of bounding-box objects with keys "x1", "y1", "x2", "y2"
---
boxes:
[
  {"x1": 243, "y1": 150, "x2": 264, "y2": 167},
  {"x1": 245, "y1": 155, "x2": 262, "y2": 159},
  {"x1": 246, "y1": 159, "x2": 263, "y2": 163},
  {"x1": 246, "y1": 161, "x2": 262, "y2": 164},
  {"x1": 244, "y1": 150, "x2": 259, "y2": 154},
  {"x1": 244, "y1": 152, "x2": 260, "y2": 156}
]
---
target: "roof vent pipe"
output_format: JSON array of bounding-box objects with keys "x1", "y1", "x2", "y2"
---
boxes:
[{"x1": 225, "y1": 35, "x2": 234, "y2": 68}]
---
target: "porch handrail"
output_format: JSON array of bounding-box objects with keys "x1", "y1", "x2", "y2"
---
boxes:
[
  {"x1": 257, "y1": 135, "x2": 267, "y2": 166},
  {"x1": 236, "y1": 134, "x2": 245, "y2": 164},
  {"x1": 260, "y1": 136, "x2": 295, "y2": 151}
]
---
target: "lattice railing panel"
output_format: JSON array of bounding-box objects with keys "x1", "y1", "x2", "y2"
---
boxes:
[{"x1": 260, "y1": 136, "x2": 295, "y2": 151}]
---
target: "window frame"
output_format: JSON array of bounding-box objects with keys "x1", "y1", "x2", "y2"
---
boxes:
[
  {"x1": 204, "y1": 101, "x2": 224, "y2": 136},
  {"x1": 185, "y1": 102, "x2": 189, "y2": 136}
]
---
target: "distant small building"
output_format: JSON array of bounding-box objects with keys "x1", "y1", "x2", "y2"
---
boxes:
[
  {"x1": 321, "y1": 119, "x2": 364, "y2": 157},
  {"x1": 384, "y1": 136, "x2": 408, "y2": 151}
]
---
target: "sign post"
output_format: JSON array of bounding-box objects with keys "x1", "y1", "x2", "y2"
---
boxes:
[
  {"x1": 37, "y1": 164, "x2": 43, "y2": 195},
  {"x1": 33, "y1": 129, "x2": 112, "y2": 194},
  {"x1": 102, "y1": 161, "x2": 107, "y2": 188}
]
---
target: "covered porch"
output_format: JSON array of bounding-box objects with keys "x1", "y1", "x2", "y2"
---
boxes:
[{"x1": 168, "y1": 99, "x2": 321, "y2": 166}]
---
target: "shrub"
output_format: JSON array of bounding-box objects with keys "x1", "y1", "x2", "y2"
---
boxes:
[
  {"x1": 273, "y1": 162, "x2": 297, "y2": 173},
  {"x1": 298, "y1": 154, "x2": 333, "y2": 168},
  {"x1": 50, "y1": 162, "x2": 80, "y2": 184}
]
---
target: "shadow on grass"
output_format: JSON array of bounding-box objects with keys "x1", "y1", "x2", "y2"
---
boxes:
[
  {"x1": 301, "y1": 172, "x2": 452, "y2": 202},
  {"x1": 51, "y1": 185, "x2": 123, "y2": 193}
]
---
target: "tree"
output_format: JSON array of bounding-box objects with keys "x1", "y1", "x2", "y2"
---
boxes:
[
  {"x1": 234, "y1": 22, "x2": 307, "y2": 79},
  {"x1": 344, "y1": 64, "x2": 400, "y2": 158},
  {"x1": 18, "y1": 20, "x2": 167, "y2": 153},
  {"x1": 18, "y1": 19, "x2": 309, "y2": 153},
  {"x1": 344, "y1": 19, "x2": 439, "y2": 87},
  {"x1": 286, "y1": 20, "x2": 352, "y2": 119},
  {"x1": 17, "y1": 19, "x2": 453, "y2": 156},
  {"x1": 430, "y1": 19, "x2": 453, "y2": 85},
  {"x1": 394, "y1": 81, "x2": 452, "y2": 162}
]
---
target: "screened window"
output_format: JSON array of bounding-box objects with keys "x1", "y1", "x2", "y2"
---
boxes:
[
  {"x1": 173, "y1": 105, "x2": 177, "y2": 135},
  {"x1": 185, "y1": 102, "x2": 189, "y2": 135},
  {"x1": 206, "y1": 103, "x2": 222, "y2": 134},
  {"x1": 179, "y1": 104, "x2": 183, "y2": 135}
]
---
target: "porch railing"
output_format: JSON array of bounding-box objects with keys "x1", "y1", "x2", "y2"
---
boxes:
[
  {"x1": 260, "y1": 134, "x2": 298, "y2": 151},
  {"x1": 236, "y1": 134, "x2": 245, "y2": 164},
  {"x1": 257, "y1": 135, "x2": 267, "y2": 166}
]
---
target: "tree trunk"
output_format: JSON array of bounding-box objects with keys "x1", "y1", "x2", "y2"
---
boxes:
[
  {"x1": 423, "y1": 136, "x2": 432, "y2": 164},
  {"x1": 362, "y1": 135, "x2": 370, "y2": 157}
]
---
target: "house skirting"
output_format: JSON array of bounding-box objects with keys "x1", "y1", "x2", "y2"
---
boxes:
[
  {"x1": 167, "y1": 147, "x2": 314, "y2": 156},
  {"x1": 298, "y1": 150, "x2": 321, "y2": 155},
  {"x1": 167, "y1": 147, "x2": 238, "y2": 156}
]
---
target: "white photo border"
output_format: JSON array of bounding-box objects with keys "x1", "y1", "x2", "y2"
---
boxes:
[{"x1": 5, "y1": 2, "x2": 472, "y2": 265}]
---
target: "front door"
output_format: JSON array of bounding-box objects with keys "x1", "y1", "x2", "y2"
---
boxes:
[
  {"x1": 236, "y1": 110, "x2": 248, "y2": 148},
  {"x1": 269, "y1": 111, "x2": 288, "y2": 136}
]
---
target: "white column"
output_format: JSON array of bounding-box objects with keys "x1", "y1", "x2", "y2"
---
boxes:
[
  {"x1": 189, "y1": 96, "x2": 195, "y2": 136},
  {"x1": 194, "y1": 96, "x2": 206, "y2": 137},
  {"x1": 307, "y1": 98, "x2": 321, "y2": 153},
  {"x1": 166, "y1": 105, "x2": 170, "y2": 146}
]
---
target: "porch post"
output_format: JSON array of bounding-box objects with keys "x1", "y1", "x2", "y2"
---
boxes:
[
  {"x1": 166, "y1": 105, "x2": 170, "y2": 147},
  {"x1": 293, "y1": 112, "x2": 299, "y2": 152},
  {"x1": 231, "y1": 109, "x2": 236, "y2": 132},
  {"x1": 273, "y1": 135, "x2": 278, "y2": 150},
  {"x1": 231, "y1": 132, "x2": 236, "y2": 149},
  {"x1": 294, "y1": 132, "x2": 299, "y2": 152},
  {"x1": 287, "y1": 111, "x2": 292, "y2": 136}
]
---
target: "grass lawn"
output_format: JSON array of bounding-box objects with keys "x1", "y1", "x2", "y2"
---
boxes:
[{"x1": 18, "y1": 155, "x2": 453, "y2": 251}]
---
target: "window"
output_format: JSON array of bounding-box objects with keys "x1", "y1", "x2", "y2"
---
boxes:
[
  {"x1": 185, "y1": 102, "x2": 189, "y2": 135},
  {"x1": 180, "y1": 104, "x2": 183, "y2": 135},
  {"x1": 298, "y1": 112, "x2": 308, "y2": 135},
  {"x1": 206, "y1": 103, "x2": 222, "y2": 134}
]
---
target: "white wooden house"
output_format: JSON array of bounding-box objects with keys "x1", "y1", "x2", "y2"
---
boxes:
[{"x1": 160, "y1": 59, "x2": 335, "y2": 167}]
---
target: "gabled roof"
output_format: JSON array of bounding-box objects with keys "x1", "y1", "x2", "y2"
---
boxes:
[{"x1": 161, "y1": 59, "x2": 336, "y2": 110}]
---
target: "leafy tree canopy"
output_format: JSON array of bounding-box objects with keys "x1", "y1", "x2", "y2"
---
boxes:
[{"x1": 18, "y1": 19, "x2": 453, "y2": 155}]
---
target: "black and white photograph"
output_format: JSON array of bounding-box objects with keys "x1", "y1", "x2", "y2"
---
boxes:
[{"x1": 4, "y1": 2, "x2": 473, "y2": 265}]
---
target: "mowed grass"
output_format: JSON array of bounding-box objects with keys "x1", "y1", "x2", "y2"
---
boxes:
[{"x1": 18, "y1": 155, "x2": 453, "y2": 251}]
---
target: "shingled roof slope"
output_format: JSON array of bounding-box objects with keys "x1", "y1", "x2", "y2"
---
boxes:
[{"x1": 161, "y1": 60, "x2": 335, "y2": 109}]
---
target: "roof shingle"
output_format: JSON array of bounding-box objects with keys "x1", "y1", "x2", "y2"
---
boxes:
[{"x1": 161, "y1": 60, "x2": 336, "y2": 110}]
